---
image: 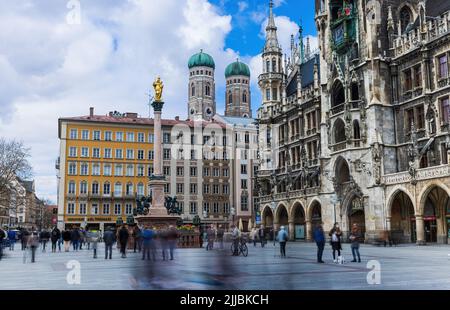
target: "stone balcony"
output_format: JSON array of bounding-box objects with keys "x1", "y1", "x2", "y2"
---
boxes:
[
  {"x1": 259, "y1": 187, "x2": 320, "y2": 204},
  {"x1": 393, "y1": 12, "x2": 450, "y2": 58}
]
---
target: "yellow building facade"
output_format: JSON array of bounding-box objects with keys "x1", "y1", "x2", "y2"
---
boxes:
[{"x1": 57, "y1": 110, "x2": 154, "y2": 230}]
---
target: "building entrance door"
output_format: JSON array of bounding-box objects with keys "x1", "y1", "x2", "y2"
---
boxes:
[{"x1": 424, "y1": 218, "x2": 437, "y2": 243}]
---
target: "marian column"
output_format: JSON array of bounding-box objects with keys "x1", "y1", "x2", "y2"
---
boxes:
[{"x1": 149, "y1": 77, "x2": 169, "y2": 216}]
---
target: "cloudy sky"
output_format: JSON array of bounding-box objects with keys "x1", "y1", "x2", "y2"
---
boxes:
[{"x1": 0, "y1": 0, "x2": 317, "y2": 203}]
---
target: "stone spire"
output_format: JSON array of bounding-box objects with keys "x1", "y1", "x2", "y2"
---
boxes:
[
  {"x1": 299, "y1": 21, "x2": 304, "y2": 64},
  {"x1": 264, "y1": 0, "x2": 280, "y2": 52}
]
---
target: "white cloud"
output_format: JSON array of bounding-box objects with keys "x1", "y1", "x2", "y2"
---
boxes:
[{"x1": 0, "y1": 0, "x2": 241, "y2": 202}]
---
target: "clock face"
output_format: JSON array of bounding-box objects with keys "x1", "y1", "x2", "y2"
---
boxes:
[
  {"x1": 190, "y1": 108, "x2": 195, "y2": 115},
  {"x1": 205, "y1": 107, "x2": 213, "y2": 116}
]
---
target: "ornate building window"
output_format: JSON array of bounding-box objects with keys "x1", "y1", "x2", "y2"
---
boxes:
[
  {"x1": 191, "y1": 83, "x2": 195, "y2": 97},
  {"x1": 205, "y1": 83, "x2": 211, "y2": 96},
  {"x1": 400, "y1": 6, "x2": 412, "y2": 33},
  {"x1": 353, "y1": 120, "x2": 361, "y2": 140},
  {"x1": 228, "y1": 91, "x2": 232, "y2": 104},
  {"x1": 243, "y1": 91, "x2": 247, "y2": 103},
  {"x1": 331, "y1": 80, "x2": 345, "y2": 107}
]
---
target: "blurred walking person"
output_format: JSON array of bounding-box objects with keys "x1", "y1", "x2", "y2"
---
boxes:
[
  {"x1": 28, "y1": 229, "x2": 39, "y2": 263},
  {"x1": 0, "y1": 226, "x2": 5, "y2": 260},
  {"x1": 206, "y1": 225, "x2": 215, "y2": 251},
  {"x1": 51, "y1": 226, "x2": 61, "y2": 253},
  {"x1": 167, "y1": 225, "x2": 179, "y2": 260},
  {"x1": 277, "y1": 226, "x2": 288, "y2": 258},
  {"x1": 142, "y1": 226, "x2": 156, "y2": 261},
  {"x1": 118, "y1": 225, "x2": 129, "y2": 258},
  {"x1": 313, "y1": 223, "x2": 325, "y2": 263},
  {"x1": 259, "y1": 225, "x2": 266, "y2": 248},
  {"x1": 90, "y1": 230, "x2": 100, "y2": 259},
  {"x1": 40, "y1": 229, "x2": 50, "y2": 252},
  {"x1": 133, "y1": 225, "x2": 142, "y2": 253},
  {"x1": 21, "y1": 229, "x2": 29, "y2": 251},
  {"x1": 231, "y1": 225, "x2": 241, "y2": 256},
  {"x1": 8, "y1": 228, "x2": 17, "y2": 251},
  {"x1": 62, "y1": 229, "x2": 71, "y2": 252},
  {"x1": 250, "y1": 227, "x2": 258, "y2": 247},
  {"x1": 160, "y1": 228, "x2": 169, "y2": 261},
  {"x1": 71, "y1": 227, "x2": 80, "y2": 251},
  {"x1": 79, "y1": 228, "x2": 85, "y2": 250},
  {"x1": 103, "y1": 228, "x2": 115, "y2": 260},
  {"x1": 57, "y1": 232, "x2": 63, "y2": 252},
  {"x1": 350, "y1": 224, "x2": 362, "y2": 263},
  {"x1": 217, "y1": 225, "x2": 224, "y2": 250}
]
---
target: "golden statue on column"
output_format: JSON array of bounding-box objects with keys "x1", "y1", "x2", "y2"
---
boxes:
[{"x1": 153, "y1": 76, "x2": 164, "y2": 102}]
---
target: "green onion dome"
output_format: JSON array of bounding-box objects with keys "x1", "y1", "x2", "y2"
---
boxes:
[
  {"x1": 225, "y1": 60, "x2": 250, "y2": 78},
  {"x1": 188, "y1": 50, "x2": 215, "y2": 69}
]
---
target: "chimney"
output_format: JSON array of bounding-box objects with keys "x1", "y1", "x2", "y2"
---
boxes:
[
  {"x1": 89, "y1": 107, "x2": 94, "y2": 117},
  {"x1": 175, "y1": 116, "x2": 180, "y2": 121}
]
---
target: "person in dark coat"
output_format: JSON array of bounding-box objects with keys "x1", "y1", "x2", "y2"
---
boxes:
[
  {"x1": 39, "y1": 230, "x2": 50, "y2": 252},
  {"x1": 258, "y1": 225, "x2": 266, "y2": 248},
  {"x1": 141, "y1": 226, "x2": 155, "y2": 261},
  {"x1": 50, "y1": 227, "x2": 61, "y2": 253},
  {"x1": 313, "y1": 223, "x2": 325, "y2": 263},
  {"x1": 216, "y1": 225, "x2": 224, "y2": 250},
  {"x1": 62, "y1": 229, "x2": 72, "y2": 252},
  {"x1": 350, "y1": 224, "x2": 362, "y2": 263},
  {"x1": 329, "y1": 223, "x2": 343, "y2": 263},
  {"x1": 0, "y1": 227, "x2": 5, "y2": 260},
  {"x1": 103, "y1": 228, "x2": 116, "y2": 259},
  {"x1": 118, "y1": 225, "x2": 129, "y2": 258},
  {"x1": 71, "y1": 228, "x2": 80, "y2": 251},
  {"x1": 21, "y1": 229, "x2": 30, "y2": 251}
]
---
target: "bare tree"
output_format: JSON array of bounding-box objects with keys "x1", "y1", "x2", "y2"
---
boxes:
[
  {"x1": 0, "y1": 139, "x2": 32, "y2": 226},
  {"x1": 36, "y1": 198, "x2": 55, "y2": 230}
]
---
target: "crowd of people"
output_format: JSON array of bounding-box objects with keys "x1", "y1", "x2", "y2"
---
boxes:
[
  {"x1": 1, "y1": 222, "x2": 366, "y2": 264},
  {"x1": 0, "y1": 224, "x2": 181, "y2": 263}
]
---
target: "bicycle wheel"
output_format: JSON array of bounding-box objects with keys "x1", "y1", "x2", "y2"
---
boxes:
[{"x1": 241, "y1": 244, "x2": 248, "y2": 257}]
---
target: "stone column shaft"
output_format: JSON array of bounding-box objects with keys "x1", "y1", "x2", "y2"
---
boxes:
[
  {"x1": 154, "y1": 110, "x2": 162, "y2": 176},
  {"x1": 306, "y1": 220, "x2": 313, "y2": 242},
  {"x1": 415, "y1": 215, "x2": 426, "y2": 245}
]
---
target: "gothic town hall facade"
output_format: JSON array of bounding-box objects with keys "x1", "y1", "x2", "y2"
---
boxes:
[{"x1": 256, "y1": 0, "x2": 450, "y2": 245}]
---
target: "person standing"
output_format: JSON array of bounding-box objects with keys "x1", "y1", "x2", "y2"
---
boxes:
[
  {"x1": 103, "y1": 228, "x2": 115, "y2": 260},
  {"x1": 313, "y1": 223, "x2": 325, "y2": 263},
  {"x1": 250, "y1": 227, "x2": 258, "y2": 247},
  {"x1": 40, "y1": 229, "x2": 50, "y2": 252},
  {"x1": 350, "y1": 224, "x2": 362, "y2": 263},
  {"x1": 329, "y1": 223, "x2": 343, "y2": 263},
  {"x1": 167, "y1": 225, "x2": 179, "y2": 260},
  {"x1": 216, "y1": 225, "x2": 224, "y2": 250},
  {"x1": 206, "y1": 226, "x2": 215, "y2": 251},
  {"x1": 277, "y1": 226, "x2": 288, "y2": 258},
  {"x1": 28, "y1": 229, "x2": 39, "y2": 263},
  {"x1": 62, "y1": 229, "x2": 71, "y2": 252},
  {"x1": 50, "y1": 227, "x2": 61, "y2": 253},
  {"x1": 118, "y1": 225, "x2": 129, "y2": 258},
  {"x1": 79, "y1": 228, "x2": 85, "y2": 250},
  {"x1": 259, "y1": 225, "x2": 266, "y2": 248},
  {"x1": 8, "y1": 229, "x2": 16, "y2": 251},
  {"x1": 21, "y1": 229, "x2": 29, "y2": 251}
]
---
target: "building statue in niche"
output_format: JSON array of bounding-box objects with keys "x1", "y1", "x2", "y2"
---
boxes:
[{"x1": 372, "y1": 142, "x2": 382, "y2": 185}]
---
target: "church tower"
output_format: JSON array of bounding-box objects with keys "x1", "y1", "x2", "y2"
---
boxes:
[
  {"x1": 225, "y1": 59, "x2": 252, "y2": 118},
  {"x1": 187, "y1": 50, "x2": 216, "y2": 121},
  {"x1": 258, "y1": 0, "x2": 283, "y2": 119}
]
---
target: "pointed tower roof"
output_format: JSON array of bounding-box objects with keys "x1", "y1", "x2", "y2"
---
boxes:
[{"x1": 264, "y1": 0, "x2": 281, "y2": 53}]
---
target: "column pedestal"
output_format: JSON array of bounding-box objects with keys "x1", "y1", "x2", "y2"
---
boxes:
[{"x1": 306, "y1": 220, "x2": 313, "y2": 242}]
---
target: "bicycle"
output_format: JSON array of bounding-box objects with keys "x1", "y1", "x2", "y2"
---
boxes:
[{"x1": 230, "y1": 237, "x2": 248, "y2": 257}]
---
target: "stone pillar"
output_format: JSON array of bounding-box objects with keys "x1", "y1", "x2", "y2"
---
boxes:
[
  {"x1": 150, "y1": 101, "x2": 168, "y2": 216},
  {"x1": 289, "y1": 221, "x2": 295, "y2": 241},
  {"x1": 306, "y1": 220, "x2": 313, "y2": 242},
  {"x1": 415, "y1": 215, "x2": 426, "y2": 245}
]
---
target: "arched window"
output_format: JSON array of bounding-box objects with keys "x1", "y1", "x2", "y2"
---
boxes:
[
  {"x1": 333, "y1": 118, "x2": 346, "y2": 144},
  {"x1": 331, "y1": 80, "x2": 345, "y2": 107},
  {"x1": 191, "y1": 83, "x2": 195, "y2": 97},
  {"x1": 400, "y1": 6, "x2": 412, "y2": 33},
  {"x1": 272, "y1": 58, "x2": 277, "y2": 73},
  {"x1": 351, "y1": 82, "x2": 359, "y2": 101},
  {"x1": 266, "y1": 88, "x2": 271, "y2": 101},
  {"x1": 266, "y1": 60, "x2": 270, "y2": 73},
  {"x1": 228, "y1": 91, "x2": 233, "y2": 104},
  {"x1": 103, "y1": 182, "x2": 110, "y2": 195},
  {"x1": 353, "y1": 120, "x2": 361, "y2": 139},
  {"x1": 243, "y1": 91, "x2": 247, "y2": 103},
  {"x1": 114, "y1": 182, "x2": 122, "y2": 197},
  {"x1": 205, "y1": 83, "x2": 211, "y2": 96}
]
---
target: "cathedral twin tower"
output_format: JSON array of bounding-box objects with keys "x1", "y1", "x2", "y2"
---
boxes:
[{"x1": 187, "y1": 50, "x2": 252, "y2": 121}]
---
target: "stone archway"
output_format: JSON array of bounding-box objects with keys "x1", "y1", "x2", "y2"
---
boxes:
[
  {"x1": 389, "y1": 190, "x2": 416, "y2": 243},
  {"x1": 419, "y1": 185, "x2": 450, "y2": 244},
  {"x1": 347, "y1": 196, "x2": 366, "y2": 240},
  {"x1": 262, "y1": 206, "x2": 274, "y2": 228},
  {"x1": 308, "y1": 200, "x2": 322, "y2": 242},
  {"x1": 275, "y1": 204, "x2": 289, "y2": 234},
  {"x1": 291, "y1": 202, "x2": 306, "y2": 240}
]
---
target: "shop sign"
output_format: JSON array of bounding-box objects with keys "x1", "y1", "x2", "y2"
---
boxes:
[{"x1": 66, "y1": 217, "x2": 113, "y2": 222}]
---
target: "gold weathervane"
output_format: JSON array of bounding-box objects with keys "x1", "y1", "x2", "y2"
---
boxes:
[{"x1": 153, "y1": 76, "x2": 164, "y2": 102}]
